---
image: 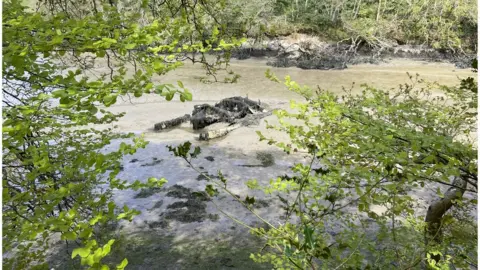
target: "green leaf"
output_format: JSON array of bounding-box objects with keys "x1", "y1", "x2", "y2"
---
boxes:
[
  {"x1": 245, "y1": 195, "x2": 255, "y2": 205},
  {"x1": 61, "y1": 231, "x2": 77, "y2": 241},
  {"x1": 191, "y1": 146, "x2": 201, "y2": 158},
  {"x1": 255, "y1": 131, "x2": 266, "y2": 141},
  {"x1": 102, "y1": 38, "x2": 117, "y2": 44},
  {"x1": 165, "y1": 91, "x2": 174, "y2": 101},
  {"x1": 52, "y1": 35, "x2": 63, "y2": 44},
  {"x1": 246, "y1": 179, "x2": 259, "y2": 189},
  {"x1": 103, "y1": 94, "x2": 117, "y2": 106},
  {"x1": 177, "y1": 80, "x2": 184, "y2": 88},
  {"x1": 205, "y1": 185, "x2": 218, "y2": 197},
  {"x1": 31, "y1": 263, "x2": 50, "y2": 270},
  {"x1": 145, "y1": 83, "x2": 153, "y2": 90},
  {"x1": 72, "y1": 247, "x2": 91, "y2": 258},
  {"x1": 182, "y1": 89, "x2": 192, "y2": 101},
  {"x1": 125, "y1": 43, "x2": 136, "y2": 50},
  {"x1": 303, "y1": 226, "x2": 315, "y2": 249},
  {"x1": 153, "y1": 61, "x2": 164, "y2": 71},
  {"x1": 96, "y1": 50, "x2": 106, "y2": 58},
  {"x1": 81, "y1": 255, "x2": 94, "y2": 266},
  {"x1": 89, "y1": 214, "x2": 103, "y2": 225},
  {"x1": 212, "y1": 26, "x2": 219, "y2": 37},
  {"x1": 79, "y1": 228, "x2": 93, "y2": 239},
  {"x1": 102, "y1": 239, "x2": 115, "y2": 256},
  {"x1": 116, "y1": 258, "x2": 128, "y2": 270},
  {"x1": 89, "y1": 106, "x2": 98, "y2": 114},
  {"x1": 52, "y1": 90, "x2": 67, "y2": 98},
  {"x1": 367, "y1": 211, "x2": 379, "y2": 219}
]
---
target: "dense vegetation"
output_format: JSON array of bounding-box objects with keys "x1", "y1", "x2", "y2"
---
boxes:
[
  {"x1": 171, "y1": 64, "x2": 477, "y2": 269},
  {"x1": 2, "y1": 0, "x2": 478, "y2": 269},
  {"x1": 254, "y1": 0, "x2": 478, "y2": 53},
  {"x1": 3, "y1": 0, "x2": 242, "y2": 268},
  {"x1": 254, "y1": 68, "x2": 477, "y2": 269}
]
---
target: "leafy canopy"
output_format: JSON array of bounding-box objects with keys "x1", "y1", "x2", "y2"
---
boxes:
[
  {"x1": 170, "y1": 66, "x2": 477, "y2": 269},
  {"x1": 2, "y1": 0, "x2": 244, "y2": 268},
  {"x1": 249, "y1": 68, "x2": 478, "y2": 269}
]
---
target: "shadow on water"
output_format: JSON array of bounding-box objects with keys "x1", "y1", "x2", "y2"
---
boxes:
[
  {"x1": 45, "y1": 141, "x2": 295, "y2": 270},
  {"x1": 47, "y1": 227, "x2": 270, "y2": 270}
]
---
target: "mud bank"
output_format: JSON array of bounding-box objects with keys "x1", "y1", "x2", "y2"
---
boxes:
[{"x1": 230, "y1": 34, "x2": 476, "y2": 70}]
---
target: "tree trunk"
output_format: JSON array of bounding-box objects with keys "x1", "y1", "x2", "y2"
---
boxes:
[{"x1": 424, "y1": 176, "x2": 467, "y2": 261}]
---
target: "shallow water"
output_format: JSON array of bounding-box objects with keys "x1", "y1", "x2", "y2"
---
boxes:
[
  {"x1": 99, "y1": 57, "x2": 473, "y2": 226},
  {"x1": 48, "y1": 59, "x2": 475, "y2": 269},
  {"x1": 101, "y1": 58, "x2": 473, "y2": 143},
  {"x1": 118, "y1": 58, "x2": 472, "y2": 103}
]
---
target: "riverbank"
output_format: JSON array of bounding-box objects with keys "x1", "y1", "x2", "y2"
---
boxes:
[{"x1": 230, "y1": 34, "x2": 476, "y2": 70}]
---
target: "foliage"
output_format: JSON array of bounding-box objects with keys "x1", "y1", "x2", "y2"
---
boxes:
[
  {"x1": 251, "y1": 69, "x2": 478, "y2": 268},
  {"x1": 267, "y1": 0, "x2": 477, "y2": 52},
  {"x1": 170, "y1": 64, "x2": 477, "y2": 269},
  {"x1": 3, "y1": 0, "x2": 477, "y2": 268},
  {"x1": 2, "y1": 0, "x2": 244, "y2": 268}
]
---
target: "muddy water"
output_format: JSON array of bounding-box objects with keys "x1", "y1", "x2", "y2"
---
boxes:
[
  {"x1": 116, "y1": 58, "x2": 472, "y2": 104},
  {"x1": 104, "y1": 58, "x2": 473, "y2": 143},
  {"x1": 65, "y1": 59, "x2": 473, "y2": 269}
]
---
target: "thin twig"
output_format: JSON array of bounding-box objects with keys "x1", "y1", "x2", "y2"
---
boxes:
[{"x1": 286, "y1": 152, "x2": 316, "y2": 220}]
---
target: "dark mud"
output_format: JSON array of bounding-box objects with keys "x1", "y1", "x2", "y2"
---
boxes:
[
  {"x1": 232, "y1": 41, "x2": 475, "y2": 70},
  {"x1": 165, "y1": 184, "x2": 209, "y2": 201},
  {"x1": 197, "y1": 171, "x2": 229, "y2": 181},
  {"x1": 240, "y1": 151, "x2": 275, "y2": 168},
  {"x1": 252, "y1": 199, "x2": 270, "y2": 209},
  {"x1": 148, "y1": 220, "x2": 169, "y2": 229},
  {"x1": 196, "y1": 172, "x2": 216, "y2": 181},
  {"x1": 134, "y1": 187, "x2": 163, "y2": 199},
  {"x1": 148, "y1": 200, "x2": 164, "y2": 211},
  {"x1": 164, "y1": 200, "x2": 215, "y2": 223},
  {"x1": 141, "y1": 158, "x2": 163, "y2": 167},
  {"x1": 162, "y1": 184, "x2": 215, "y2": 223}
]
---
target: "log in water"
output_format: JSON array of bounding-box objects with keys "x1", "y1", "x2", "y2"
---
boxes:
[
  {"x1": 154, "y1": 114, "x2": 191, "y2": 131},
  {"x1": 154, "y1": 96, "x2": 270, "y2": 140}
]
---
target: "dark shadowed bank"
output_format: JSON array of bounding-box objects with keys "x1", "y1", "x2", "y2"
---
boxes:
[{"x1": 229, "y1": 37, "x2": 476, "y2": 70}]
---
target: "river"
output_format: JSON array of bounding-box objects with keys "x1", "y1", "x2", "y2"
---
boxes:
[
  {"x1": 49, "y1": 58, "x2": 475, "y2": 269},
  {"x1": 103, "y1": 58, "x2": 473, "y2": 142}
]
